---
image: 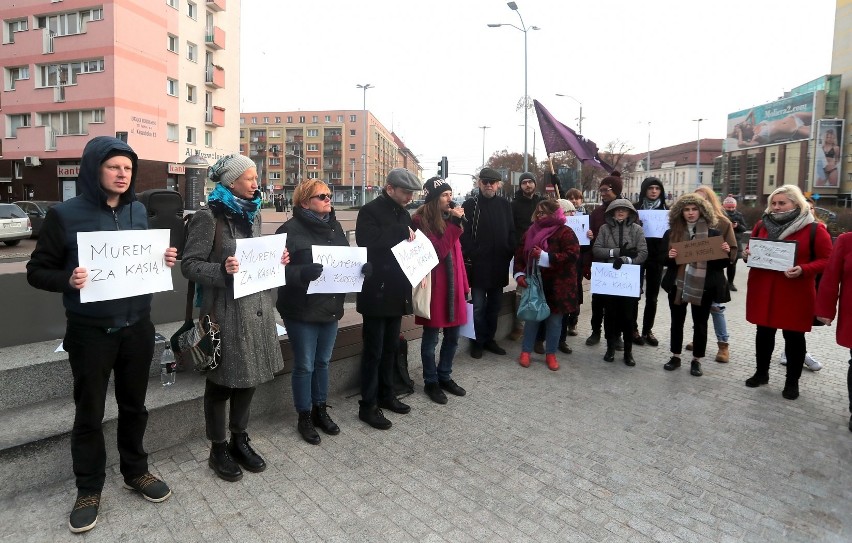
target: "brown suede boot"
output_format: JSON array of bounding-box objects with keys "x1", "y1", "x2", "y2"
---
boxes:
[{"x1": 715, "y1": 342, "x2": 729, "y2": 363}]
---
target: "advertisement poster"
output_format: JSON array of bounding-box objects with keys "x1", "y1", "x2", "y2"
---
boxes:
[
  {"x1": 726, "y1": 93, "x2": 814, "y2": 151},
  {"x1": 813, "y1": 119, "x2": 844, "y2": 189}
]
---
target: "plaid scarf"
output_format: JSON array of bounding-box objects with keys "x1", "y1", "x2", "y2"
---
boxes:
[{"x1": 674, "y1": 218, "x2": 709, "y2": 305}]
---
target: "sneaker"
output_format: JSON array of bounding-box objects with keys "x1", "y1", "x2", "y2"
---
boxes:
[
  {"x1": 642, "y1": 331, "x2": 659, "y2": 347},
  {"x1": 585, "y1": 331, "x2": 601, "y2": 346},
  {"x1": 439, "y1": 379, "x2": 466, "y2": 396},
  {"x1": 123, "y1": 473, "x2": 171, "y2": 503},
  {"x1": 804, "y1": 353, "x2": 822, "y2": 371},
  {"x1": 68, "y1": 493, "x2": 100, "y2": 533}
]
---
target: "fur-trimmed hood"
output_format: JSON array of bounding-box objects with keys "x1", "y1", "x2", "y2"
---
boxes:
[{"x1": 668, "y1": 193, "x2": 717, "y2": 231}]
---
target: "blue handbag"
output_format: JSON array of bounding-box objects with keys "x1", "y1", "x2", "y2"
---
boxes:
[{"x1": 517, "y1": 260, "x2": 551, "y2": 322}]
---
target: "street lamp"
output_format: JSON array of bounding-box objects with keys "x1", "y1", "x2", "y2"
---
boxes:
[
  {"x1": 693, "y1": 118, "x2": 705, "y2": 189},
  {"x1": 356, "y1": 83, "x2": 373, "y2": 205},
  {"x1": 488, "y1": 2, "x2": 539, "y2": 173},
  {"x1": 479, "y1": 125, "x2": 490, "y2": 168},
  {"x1": 554, "y1": 93, "x2": 583, "y2": 133}
]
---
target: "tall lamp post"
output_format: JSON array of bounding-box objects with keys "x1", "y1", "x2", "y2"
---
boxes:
[
  {"x1": 356, "y1": 83, "x2": 373, "y2": 205},
  {"x1": 479, "y1": 125, "x2": 490, "y2": 168},
  {"x1": 488, "y1": 2, "x2": 539, "y2": 173},
  {"x1": 693, "y1": 118, "x2": 705, "y2": 189}
]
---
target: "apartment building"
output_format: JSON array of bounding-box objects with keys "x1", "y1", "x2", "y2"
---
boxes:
[
  {"x1": 240, "y1": 111, "x2": 422, "y2": 205},
  {"x1": 625, "y1": 139, "x2": 723, "y2": 202},
  {"x1": 0, "y1": 0, "x2": 239, "y2": 205}
]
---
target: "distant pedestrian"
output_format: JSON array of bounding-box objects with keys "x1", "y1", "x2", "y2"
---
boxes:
[{"x1": 722, "y1": 195, "x2": 748, "y2": 291}]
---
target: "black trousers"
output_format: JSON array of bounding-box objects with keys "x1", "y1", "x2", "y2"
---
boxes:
[
  {"x1": 589, "y1": 294, "x2": 604, "y2": 334},
  {"x1": 64, "y1": 318, "x2": 154, "y2": 493},
  {"x1": 755, "y1": 326, "x2": 805, "y2": 382},
  {"x1": 668, "y1": 291, "x2": 712, "y2": 358},
  {"x1": 360, "y1": 315, "x2": 401, "y2": 407},
  {"x1": 204, "y1": 381, "x2": 256, "y2": 443},
  {"x1": 603, "y1": 295, "x2": 637, "y2": 353},
  {"x1": 727, "y1": 258, "x2": 738, "y2": 285},
  {"x1": 634, "y1": 261, "x2": 664, "y2": 335}
]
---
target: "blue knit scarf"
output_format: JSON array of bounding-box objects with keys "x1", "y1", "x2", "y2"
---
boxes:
[{"x1": 208, "y1": 183, "x2": 261, "y2": 224}]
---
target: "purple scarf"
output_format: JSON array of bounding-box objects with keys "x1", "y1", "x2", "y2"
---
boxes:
[{"x1": 524, "y1": 208, "x2": 566, "y2": 257}]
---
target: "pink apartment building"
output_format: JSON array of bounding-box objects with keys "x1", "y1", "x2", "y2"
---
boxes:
[{"x1": 0, "y1": 0, "x2": 239, "y2": 206}]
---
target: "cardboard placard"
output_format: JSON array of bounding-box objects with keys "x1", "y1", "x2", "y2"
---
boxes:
[
  {"x1": 672, "y1": 236, "x2": 728, "y2": 265},
  {"x1": 746, "y1": 238, "x2": 798, "y2": 271}
]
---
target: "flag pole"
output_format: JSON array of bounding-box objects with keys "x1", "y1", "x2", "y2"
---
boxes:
[{"x1": 547, "y1": 155, "x2": 561, "y2": 199}]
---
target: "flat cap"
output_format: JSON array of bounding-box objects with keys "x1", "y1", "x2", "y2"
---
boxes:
[
  {"x1": 386, "y1": 168, "x2": 422, "y2": 191},
  {"x1": 479, "y1": 167, "x2": 502, "y2": 182}
]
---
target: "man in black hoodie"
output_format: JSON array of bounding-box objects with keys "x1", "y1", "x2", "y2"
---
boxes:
[
  {"x1": 508, "y1": 172, "x2": 542, "y2": 340},
  {"x1": 27, "y1": 136, "x2": 177, "y2": 533},
  {"x1": 631, "y1": 176, "x2": 669, "y2": 347}
]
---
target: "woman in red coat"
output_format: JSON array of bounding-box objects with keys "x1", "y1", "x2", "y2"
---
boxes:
[
  {"x1": 412, "y1": 178, "x2": 470, "y2": 405},
  {"x1": 514, "y1": 199, "x2": 580, "y2": 371},
  {"x1": 744, "y1": 185, "x2": 832, "y2": 400},
  {"x1": 815, "y1": 232, "x2": 852, "y2": 431}
]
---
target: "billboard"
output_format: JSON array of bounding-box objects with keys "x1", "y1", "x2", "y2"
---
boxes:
[
  {"x1": 813, "y1": 119, "x2": 844, "y2": 189},
  {"x1": 726, "y1": 92, "x2": 815, "y2": 151}
]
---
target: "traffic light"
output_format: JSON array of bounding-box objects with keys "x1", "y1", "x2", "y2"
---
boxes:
[{"x1": 437, "y1": 156, "x2": 448, "y2": 178}]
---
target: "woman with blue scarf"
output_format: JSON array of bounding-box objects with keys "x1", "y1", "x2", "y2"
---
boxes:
[{"x1": 181, "y1": 154, "x2": 289, "y2": 482}]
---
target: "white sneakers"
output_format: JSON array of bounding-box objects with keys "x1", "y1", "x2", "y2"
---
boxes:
[{"x1": 779, "y1": 352, "x2": 822, "y2": 371}]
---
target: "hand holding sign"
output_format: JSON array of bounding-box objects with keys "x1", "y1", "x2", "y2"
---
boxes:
[
  {"x1": 233, "y1": 233, "x2": 288, "y2": 299},
  {"x1": 391, "y1": 231, "x2": 439, "y2": 287},
  {"x1": 306, "y1": 246, "x2": 368, "y2": 294}
]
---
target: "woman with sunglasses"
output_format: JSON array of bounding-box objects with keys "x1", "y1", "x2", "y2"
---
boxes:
[
  {"x1": 182, "y1": 154, "x2": 289, "y2": 482},
  {"x1": 276, "y1": 181, "x2": 370, "y2": 444}
]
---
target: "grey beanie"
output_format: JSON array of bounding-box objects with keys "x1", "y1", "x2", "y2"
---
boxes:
[
  {"x1": 208, "y1": 154, "x2": 257, "y2": 186},
  {"x1": 386, "y1": 168, "x2": 422, "y2": 191}
]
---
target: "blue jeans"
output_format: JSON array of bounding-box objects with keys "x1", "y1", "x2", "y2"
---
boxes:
[
  {"x1": 522, "y1": 313, "x2": 562, "y2": 354},
  {"x1": 471, "y1": 286, "x2": 503, "y2": 345},
  {"x1": 710, "y1": 304, "x2": 729, "y2": 342},
  {"x1": 421, "y1": 326, "x2": 460, "y2": 384},
  {"x1": 283, "y1": 318, "x2": 337, "y2": 412}
]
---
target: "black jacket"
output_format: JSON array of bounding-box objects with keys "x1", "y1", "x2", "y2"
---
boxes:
[
  {"x1": 355, "y1": 193, "x2": 413, "y2": 316},
  {"x1": 276, "y1": 207, "x2": 348, "y2": 323},
  {"x1": 460, "y1": 192, "x2": 515, "y2": 289},
  {"x1": 511, "y1": 189, "x2": 543, "y2": 246},
  {"x1": 634, "y1": 178, "x2": 670, "y2": 266}
]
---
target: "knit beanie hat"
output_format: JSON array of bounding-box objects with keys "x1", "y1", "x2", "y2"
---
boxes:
[
  {"x1": 599, "y1": 170, "x2": 623, "y2": 196},
  {"x1": 208, "y1": 154, "x2": 257, "y2": 186},
  {"x1": 518, "y1": 172, "x2": 536, "y2": 183},
  {"x1": 557, "y1": 199, "x2": 576, "y2": 213},
  {"x1": 423, "y1": 176, "x2": 452, "y2": 204},
  {"x1": 723, "y1": 196, "x2": 737, "y2": 206}
]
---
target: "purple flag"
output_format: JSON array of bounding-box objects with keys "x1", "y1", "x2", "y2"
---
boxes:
[{"x1": 534, "y1": 100, "x2": 613, "y2": 172}]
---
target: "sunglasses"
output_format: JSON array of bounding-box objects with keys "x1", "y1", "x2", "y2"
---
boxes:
[
  {"x1": 481, "y1": 179, "x2": 499, "y2": 185},
  {"x1": 311, "y1": 193, "x2": 331, "y2": 201}
]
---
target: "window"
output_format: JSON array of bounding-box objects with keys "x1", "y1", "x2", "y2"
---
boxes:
[
  {"x1": 251, "y1": 117, "x2": 257, "y2": 124},
  {"x1": 91, "y1": 109, "x2": 104, "y2": 123},
  {"x1": 167, "y1": 123, "x2": 178, "y2": 141},
  {"x1": 239, "y1": 118, "x2": 245, "y2": 125},
  {"x1": 312, "y1": 116, "x2": 318, "y2": 123},
  {"x1": 167, "y1": 78, "x2": 178, "y2": 96},
  {"x1": 275, "y1": 117, "x2": 281, "y2": 123},
  {"x1": 768, "y1": 174, "x2": 775, "y2": 186},
  {"x1": 36, "y1": 60, "x2": 104, "y2": 88},
  {"x1": 349, "y1": 144, "x2": 356, "y2": 151},
  {"x1": 4, "y1": 18, "x2": 28, "y2": 43},
  {"x1": 338, "y1": 115, "x2": 344, "y2": 122},
  {"x1": 307, "y1": 172, "x2": 319, "y2": 179},
  {"x1": 167, "y1": 34, "x2": 178, "y2": 53},
  {"x1": 350, "y1": 159, "x2": 356, "y2": 168},
  {"x1": 264, "y1": 117, "x2": 269, "y2": 123},
  {"x1": 298, "y1": 116, "x2": 305, "y2": 123},
  {"x1": 350, "y1": 129, "x2": 356, "y2": 137},
  {"x1": 186, "y1": 126, "x2": 196, "y2": 144},
  {"x1": 770, "y1": 153, "x2": 776, "y2": 164},
  {"x1": 187, "y1": 1, "x2": 197, "y2": 19},
  {"x1": 350, "y1": 115, "x2": 357, "y2": 122},
  {"x1": 5, "y1": 66, "x2": 29, "y2": 91},
  {"x1": 7, "y1": 114, "x2": 31, "y2": 137},
  {"x1": 307, "y1": 129, "x2": 319, "y2": 137},
  {"x1": 325, "y1": 115, "x2": 331, "y2": 122},
  {"x1": 269, "y1": 172, "x2": 281, "y2": 180},
  {"x1": 330, "y1": 171, "x2": 342, "y2": 180},
  {"x1": 167, "y1": 0, "x2": 178, "y2": 8},
  {"x1": 35, "y1": 10, "x2": 99, "y2": 37},
  {"x1": 205, "y1": 130, "x2": 212, "y2": 147},
  {"x1": 306, "y1": 143, "x2": 319, "y2": 151},
  {"x1": 306, "y1": 158, "x2": 318, "y2": 166},
  {"x1": 287, "y1": 116, "x2": 293, "y2": 123},
  {"x1": 186, "y1": 42, "x2": 197, "y2": 62},
  {"x1": 268, "y1": 130, "x2": 281, "y2": 138},
  {"x1": 269, "y1": 158, "x2": 281, "y2": 166},
  {"x1": 35, "y1": 109, "x2": 104, "y2": 136},
  {"x1": 186, "y1": 84, "x2": 196, "y2": 103}
]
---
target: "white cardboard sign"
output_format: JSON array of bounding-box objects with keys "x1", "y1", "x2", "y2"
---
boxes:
[
  {"x1": 306, "y1": 246, "x2": 368, "y2": 294},
  {"x1": 637, "y1": 210, "x2": 669, "y2": 238},
  {"x1": 565, "y1": 215, "x2": 590, "y2": 245},
  {"x1": 747, "y1": 238, "x2": 798, "y2": 271},
  {"x1": 391, "y1": 231, "x2": 439, "y2": 287},
  {"x1": 589, "y1": 262, "x2": 641, "y2": 297},
  {"x1": 233, "y1": 233, "x2": 287, "y2": 299},
  {"x1": 77, "y1": 229, "x2": 173, "y2": 303}
]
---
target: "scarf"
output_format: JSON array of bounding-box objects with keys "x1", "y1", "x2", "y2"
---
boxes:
[
  {"x1": 674, "y1": 218, "x2": 709, "y2": 305},
  {"x1": 761, "y1": 207, "x2": 813, "y2": 240},
  {"x1": 208, "y1": 183, "x2": 262, "y2": 225},
  {"x1": 641, "y1": 198, "x2": 663, "y2": 210},
  {"x1": 444, "y1": 252, "x2": 455, "y2": 322},
  {"x1": 523, "y1": 208, "x2": 566, "y2": 257},
  {"x1": 303, "y1": 208, "x2": 331, "y2": 224}
]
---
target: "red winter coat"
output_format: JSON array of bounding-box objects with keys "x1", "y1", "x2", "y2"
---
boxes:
[
  {"x1": 515, "y1": 225, "x2": 580, "y2": 315},
  {"x1": 745, "y1": 220, "x2": 832, "y2": 332},
  {"x1": 413, "y1": 217, "x2": 470, "y2": 329},
  {"x1": 815, "y1": 233, "x2": 852, "y2": 348}
]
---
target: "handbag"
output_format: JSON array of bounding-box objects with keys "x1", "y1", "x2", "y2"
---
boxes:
[
  {"x1": 517, "y1": 260, "x2": 550, "y2": 322},
  {"x1": 170, "y1": 215, "x2": 224, "y2": 372},
  {"x1": 412, "y1": 273, "x2": 432, "y2": 319}
]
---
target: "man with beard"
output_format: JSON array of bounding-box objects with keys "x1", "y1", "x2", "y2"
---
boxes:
[
  {"x1": 508, "y1": 172, "x2": 543, "y2": 340},
  {"x1": 461, "y1": 168, "x2": 516, "y2": 358}
]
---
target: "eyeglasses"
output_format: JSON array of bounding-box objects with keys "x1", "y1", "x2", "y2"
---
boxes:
[
  {"x1": 481, "y1": 179, "x2": 499, "y2": 185},
  {"x1": 311, "y1": 193, "x2": 331, "y2": 201},
  {"x1": 598, "y1": 187, "x2": 612, "y2": 193},
  {"x1": 521, "y1": 180, "x2": 536, "y2": 185}
]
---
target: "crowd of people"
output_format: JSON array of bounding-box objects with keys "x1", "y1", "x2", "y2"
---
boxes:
[{"x1": 25, "y1": 137, "x2": 851, "y2": 534}]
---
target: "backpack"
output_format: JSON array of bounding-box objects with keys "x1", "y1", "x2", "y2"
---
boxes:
[{"x1": 391, "y1": 335, "x2": 414, "y2": 395}]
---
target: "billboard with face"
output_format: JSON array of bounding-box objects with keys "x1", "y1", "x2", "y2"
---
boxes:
[
  {"x1": 813, "y1": 119, "x2": 844, "y2": 189},
  {"x1": 726, "y1": 93, "x2": 815, "y2": 151}
]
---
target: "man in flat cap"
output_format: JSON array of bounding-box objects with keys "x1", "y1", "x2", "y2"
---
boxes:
[
  {"x1": 461, "y1": 168, "x2": 516, "y2": 358},
  {"x1": 355, "y1": 168, "x2": 422, "y2": 429}
]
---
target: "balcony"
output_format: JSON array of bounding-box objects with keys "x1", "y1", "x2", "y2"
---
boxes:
[
  {"x1": 205, "y1": 65, "x2": 225, "y2": 88},
  {"x1": 205, "y1": 26, "x2": 226, "y2": 49},
  {"x1": 324, "y1": 135, "x2": 342, "y2": 143},
  {"x1": 206, "y1": 0, "x2": 226, "y2": 11},
  {"x1": 323, "y1": 149, "x2": 341, "y2": 158},
  {"x1": 205, "y1": 106, "x2": 225, "y2": 127}
]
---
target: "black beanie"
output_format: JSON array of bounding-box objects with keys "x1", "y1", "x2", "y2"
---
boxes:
[
  {"x1": 599, "y1": 170, "x2": 623, "y2": 196},
  {"x1": 423, "y1": 176, "x2": 452, "y2": 204}
]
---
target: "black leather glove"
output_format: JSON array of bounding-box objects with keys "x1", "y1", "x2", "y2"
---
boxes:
[
  {"x1": 612, "y1": 258, "x2": 624, "y2": 270},
  {"x1": 621, "y1": 244, "x2": 638, "y2": 259},
  {"x1": 361, "y1": 262, "x2": 373, "y2": 279},
  {"x1": 300, "y1": 263, "x2": 323, "y2": 283}
]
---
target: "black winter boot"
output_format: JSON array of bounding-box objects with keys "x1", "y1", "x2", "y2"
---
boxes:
[
  {"x1": 298, "y1": 411, "x2": 321, "y2": 445},
  {"x1": 312, "y1": 403, "x2": 340, "y2": 435},
  {"x1": 228, "y1": 432, "x2": 266, "y2": 472},
  {"x1": 209, "y1": 441, "x2": 242, "y2": 482}
]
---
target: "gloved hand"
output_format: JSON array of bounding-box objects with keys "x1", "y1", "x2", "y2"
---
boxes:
[
  {"x1": 531, "y1": 246, "x2": 542, "y2": 259},
  {"x1": 516, "y1": 275, "x2": 528, "y2": 288},
  {"x1": 612, "y1": 258, "x2": 625, "y2": 270},
  {"x1": 621, "y1": 244, "x2": 638, "y2": 258},
  {"x1": 361, "y1": 262, "x2": 373, "y2": 279},
  {"x1": 300, "y1": 263, "x2": 323, "y2": 283}
]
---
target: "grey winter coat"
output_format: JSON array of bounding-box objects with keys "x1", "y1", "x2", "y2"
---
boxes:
[
  {"x1": 181, "y1": 208, "x2": 284, "y2": 388},
  {"x1": 592, "y1": 198, "x2": 648, "y2": 265}
]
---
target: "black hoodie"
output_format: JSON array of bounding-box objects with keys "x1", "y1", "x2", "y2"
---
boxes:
[{"x1": 634, "y1": 177, "x2": 669, "y2": 264}]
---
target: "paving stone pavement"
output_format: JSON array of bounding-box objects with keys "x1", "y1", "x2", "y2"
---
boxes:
[{"x1": 2, "y1": 262, "x2": 850, "y2": 542}]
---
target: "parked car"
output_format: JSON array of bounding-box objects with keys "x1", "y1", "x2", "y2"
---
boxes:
[
  {"x1": 0, "y1": 203, "x2": 32, "y2": 246},
  {"x1": 813, "y1": 206, "x2": 837, "y2": 223},
  {"x1": 14, "y1": 200, "x2": 59, "y2": 238}
]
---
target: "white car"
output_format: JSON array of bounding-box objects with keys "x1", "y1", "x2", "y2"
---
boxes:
[{"x1": 0, "y1": 203, "x2": 32, "y2": 246}]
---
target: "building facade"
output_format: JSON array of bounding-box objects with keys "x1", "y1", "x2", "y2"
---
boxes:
[
  {"x1": 239, "y1": 111, "x2": 421, "y2": 205},
  {"x1": 625, "y1": 139, "x2": 723, "y2": 202},
  {"x1": 0, "y1": 0, "x2": 240, "y2": 205}
]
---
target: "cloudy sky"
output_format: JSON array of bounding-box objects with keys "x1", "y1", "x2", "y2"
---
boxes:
[{"x1": 240, "y1": 0, "x2": 836, "y2": 188}]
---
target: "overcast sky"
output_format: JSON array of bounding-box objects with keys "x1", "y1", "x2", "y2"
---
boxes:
[{"x1": 240, "y1": 0, "x2": 836, "y2": 189}]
